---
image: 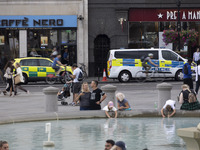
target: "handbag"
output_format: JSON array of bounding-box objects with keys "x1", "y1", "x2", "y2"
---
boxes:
[
  {"x1": 4, "y1": 73, "x2": 9, "y2": 78},
  {"x1": 14, "y1": 74, "x2": 21, "y2": 84}
]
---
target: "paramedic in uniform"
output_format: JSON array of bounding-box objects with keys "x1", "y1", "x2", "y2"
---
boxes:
[
  {"x1": 90, "y1": 80, "x2": 107, "y2": 110},
  {"x1": 70, "y1": 64, "x2": 82, "y2": 105},
  {"x1": 142, "y1": 53, "x2": 158, "y2": 77}
]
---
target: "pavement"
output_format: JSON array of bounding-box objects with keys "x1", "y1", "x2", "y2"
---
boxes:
[{"x1": 1, "y1": 77, "x2": 200, "y2": 125}]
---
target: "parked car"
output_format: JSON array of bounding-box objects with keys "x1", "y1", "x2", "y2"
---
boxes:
[{"x1": 14, "y1": 57, "x2": 72, "y2": 84}]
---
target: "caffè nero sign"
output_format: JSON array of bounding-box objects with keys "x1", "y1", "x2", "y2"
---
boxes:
[{"x1": 0, "y1": 15, "x2": 77, "y2": 28}]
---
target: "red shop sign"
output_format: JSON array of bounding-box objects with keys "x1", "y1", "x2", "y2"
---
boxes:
[{"x1": 129, "y1": 8, "x2": 200, "y2": 22}]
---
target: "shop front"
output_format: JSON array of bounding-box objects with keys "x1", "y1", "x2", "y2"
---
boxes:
[
  {"x1": 0, "y1": 0, "x2": 88, "y2": 74},
  {"x1": 128, "y1": 8, "x2": 200, "y2": 57}
]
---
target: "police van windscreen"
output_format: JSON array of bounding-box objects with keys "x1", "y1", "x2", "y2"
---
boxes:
[{"x1": 114, "y1": 50, "x2": 158, "y2": 59}]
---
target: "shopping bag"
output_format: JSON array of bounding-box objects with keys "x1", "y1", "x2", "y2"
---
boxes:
[{"x1": 14, "y1": 74, "x2": 21, "y2": 84}]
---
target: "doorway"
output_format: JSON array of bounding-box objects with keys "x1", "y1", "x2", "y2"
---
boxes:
[{"x1": 94, "y1": 34, "x2": 110, "y2": 76}]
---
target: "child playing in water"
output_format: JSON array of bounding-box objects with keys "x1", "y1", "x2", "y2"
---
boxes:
[{"x1": 103, "y1": 101, "x2": 117, "y2": 118}]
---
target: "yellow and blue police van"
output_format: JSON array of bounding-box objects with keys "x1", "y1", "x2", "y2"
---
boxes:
[
  {"x1": 107, "y1": 48, "x2": 187, "y2": 82},
  {"x1": 14, "y1": 57, "x2": 72, "y2": 84}
]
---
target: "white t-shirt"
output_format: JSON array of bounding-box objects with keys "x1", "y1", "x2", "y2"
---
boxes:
[
  {"x1": 102, "y1": 105, "x2": 117, "y2": 111},
  {"x1": 163, "y1": 100, "x2": 176, "y2": 110},
  {"x1": 73, "y1": 67, "x2": 82, "y2": 83},
  {"x1": 193, "y1": 52, "x2": 200, "y2": 61},
  {"x1": 195, "y1": 65, "x2": 200, "y2": 81}
]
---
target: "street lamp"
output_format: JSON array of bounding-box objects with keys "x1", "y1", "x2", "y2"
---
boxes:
[{"x1": 176, "y1": 0, "x2": 181, "y2": 51}]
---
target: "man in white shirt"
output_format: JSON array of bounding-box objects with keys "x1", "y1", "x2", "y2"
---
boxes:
[
  {"x1": 161, "y1": 100, "x2": 176, "y2": 118},
  {"x1": 195, "y1": 60, "x2": 200, "y2": 94},
  {"x1": 193, "y1": 47, "x2": 200, "y2": 64},
  {"x1": 70, "y1": 64, "x2": 82, "y2": 104}
]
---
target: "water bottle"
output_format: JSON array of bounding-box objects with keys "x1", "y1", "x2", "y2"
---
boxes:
[{"x1": 154, "y1": 101, "x2": 158, "y2": 109}]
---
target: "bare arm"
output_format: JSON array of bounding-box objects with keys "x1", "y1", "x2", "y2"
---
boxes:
[
  {"x1": 96, "y1": 93, "x2": 107, "y2": 104},
  {"x1": 56, "y1": 60, "x2": 65, "y2": 66},
  {"x1": 168, "y1": 109, "x2": 176, "y2": 118},
  {"x1": 161, "y1": 108, "x2": 166, "y2": 118},
  {"x1": 149, "y1": 60, "x2": 158, "y2": 67},
  {"x1": 75, "y1": 93, "x2": 84, "y2": 102},
  {"x1": 114, "y1": 111, "x2": 118, "y2": 118},
  {"x1": 179, "y1": 93, "x2": 184, "y2": 104},
  {"x1": 105, "y1": 111, "x2": 111, "y2": 118}
]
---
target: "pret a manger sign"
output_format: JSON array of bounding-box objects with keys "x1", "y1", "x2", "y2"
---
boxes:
[{"x1": 129, "y1": 9, "x2": 200, "y2": 22}]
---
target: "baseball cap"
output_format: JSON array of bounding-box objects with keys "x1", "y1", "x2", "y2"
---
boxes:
[
  {"x1": 108, "y1": 101, "x2": 114, "y2": 107},
  {"x1": 115, "y1": 141, "x2": 127, "y2": 150},
  {"x1": 148, "y1": 53, "x2": 153, "y2": 57}
]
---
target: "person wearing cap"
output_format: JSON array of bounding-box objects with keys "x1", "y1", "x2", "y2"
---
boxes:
[
  {"x1": 182, "y1": 58, "x2": 193, "y2": 89},
  {"x1": 142, "y1": 53, "x2": 158, "y2": 77},
  {"x1": 103, "y1": 101, "x2": 117, "y2": 118},
  {"x1": 111, "y1": 141, "x2": 126, "y2": 150}
]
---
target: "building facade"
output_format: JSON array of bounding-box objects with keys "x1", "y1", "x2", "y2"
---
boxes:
[
  {"x1": 0, "y1": 0, "x2": 88, "y2": 71},
  {"x1": 88, "y1": 0, "x2": 200, "y2": 76}
]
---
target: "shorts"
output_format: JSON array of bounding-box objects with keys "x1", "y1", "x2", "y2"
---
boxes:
[
  {"x1": 52, "y1": 66, "x2": 60, "y2": 72},
  {"x1": 142, "y1": 63, "x2": 151, "y2": 71},
  {"x1": 71, "y1": 82, "x2": 81, "y2": 94}
]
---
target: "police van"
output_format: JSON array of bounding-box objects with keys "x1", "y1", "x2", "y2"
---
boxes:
[{"x1": 107, "y1": 48, "x2": 187, "y2": 82}]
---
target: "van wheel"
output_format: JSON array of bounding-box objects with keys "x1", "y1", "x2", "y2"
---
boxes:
[
  {"x1": 175, "y1": 70, "x2": 183, "y2": 81},
  {"x1": 118, "y1": 71, "x2": 131, "y2": 82},
  {"x1": 23, "y1": 73, "x2": 28, "y2": 84}
]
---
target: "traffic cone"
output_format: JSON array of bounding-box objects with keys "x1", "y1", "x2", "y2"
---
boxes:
[{"x1": 102, "y1": 69, "x2": 107, "y2": 81}]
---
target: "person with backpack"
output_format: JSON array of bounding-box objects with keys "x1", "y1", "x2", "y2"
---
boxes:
[
  {"x1": 182, "y1": 58, "x2": 193, "y2": 89},
  {"x1": 141, "y1": 53, "x2": 158, "y2": 77},
  {"x1": 178, "y1": 84, "x2": 200, "y2": 110},
  {"x1": 69, "y1": 63, "x2": 83, "y2": 106},
  {"x1": 195, "y1": 59, "x2": 200, "y2": 94}
]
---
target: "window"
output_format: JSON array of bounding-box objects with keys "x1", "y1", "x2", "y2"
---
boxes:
[
  {"x1": 138, "y1": 51, "x2": 158, "y2": 59},
  {"x1": 162, "y1": 50, "x2": 178, "y2": 61},
  {"x1": 39, "y1": 59, "x2": 52, "y2": 67},
  {"x1": 20, "y1": 59, "x2": 38, "y2": 66},
  {"x1": 115, "y1": 51, "x2": 138, "y2": 59}
]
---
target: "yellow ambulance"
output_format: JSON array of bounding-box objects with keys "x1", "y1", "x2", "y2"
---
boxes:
[{"x1": 14, "y1": 57, "x2": 72, "y2": 84}]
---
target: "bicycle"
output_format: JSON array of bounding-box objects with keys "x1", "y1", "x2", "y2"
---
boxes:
[
  {"x1": 79, "y1": 63, "x2": 87, "y2": 80},
  {"x1": 135, "y1": 67, "x2": 166, "y2": 83},
  {"x1": 46, "y1": 66, "x2": 72, "y2": 84}
]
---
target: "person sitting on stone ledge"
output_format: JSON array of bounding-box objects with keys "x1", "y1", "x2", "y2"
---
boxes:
[
  {"x1": 161, "y1": 99, "x2": 176, "y2": 118},
  {"x1": 116, "y1": 92, "x2": 131, "y2": 111},
  {"x1": 103, "y1": 101, "x2": 117, "y2": 118},
  {"x1": 178, "y1": 84, "x2": 200, "y2": 110}
]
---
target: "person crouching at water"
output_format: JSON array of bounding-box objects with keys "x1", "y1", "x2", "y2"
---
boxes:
[{"x1": 103, "y1": 101, "x2": 117, "y2": 118}]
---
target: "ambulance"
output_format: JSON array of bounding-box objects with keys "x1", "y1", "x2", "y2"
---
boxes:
[{"x1": 107, "y1": 48, "x2": 187, "y2": 82}]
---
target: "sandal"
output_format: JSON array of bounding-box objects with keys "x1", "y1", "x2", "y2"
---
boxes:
[{"x1": 3, "y1": 91, "x2": 7, "y2": 95}]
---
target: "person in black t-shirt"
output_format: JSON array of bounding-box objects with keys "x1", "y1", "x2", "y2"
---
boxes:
[{"x1": 90, "y1": 80, "x2": 107, "y2": 110}]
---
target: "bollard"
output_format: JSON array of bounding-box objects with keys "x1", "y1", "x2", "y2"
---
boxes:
[
  {"x1": 156, "y1": 82, "x2": 172, "y2": 111},
  {"x1": 101, "y1": 84, "x2": 117, "y2": 108},
  {"x1": 43, "y1": 86, "x2": 59, "y2": 112}
]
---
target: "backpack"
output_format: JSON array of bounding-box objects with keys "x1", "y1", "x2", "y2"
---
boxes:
[
  {"x1": 183, "y1": 64, "x2": 188, "y2": 75},
  {"x1": 78, "y1": 71, "x2": 83, "y2": 81},
  {"x1": 140, "y1": 56, "x2": 146, "y2": 62},
  {"x1": 188, "y1": 90, "x2": 196, "y2": 103}
]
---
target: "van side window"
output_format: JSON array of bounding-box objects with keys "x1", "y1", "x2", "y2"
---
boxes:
[
  {"x1": 138, "y1": 51, "x2": 158, "y2": 59},
  {"x1": 115, "y1": 51, "x2": 138, "y2": 59},
  {"x1": 20, "y1": 59, "x2": 38, "y2": 66},
  {"x1": 162, "y1": 50, "x2": 178, "y2": 61}
]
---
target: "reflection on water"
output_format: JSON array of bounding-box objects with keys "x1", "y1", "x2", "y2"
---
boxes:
[{"x1": 0, "y1": 118, "x2": 198, "y2": 150}]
